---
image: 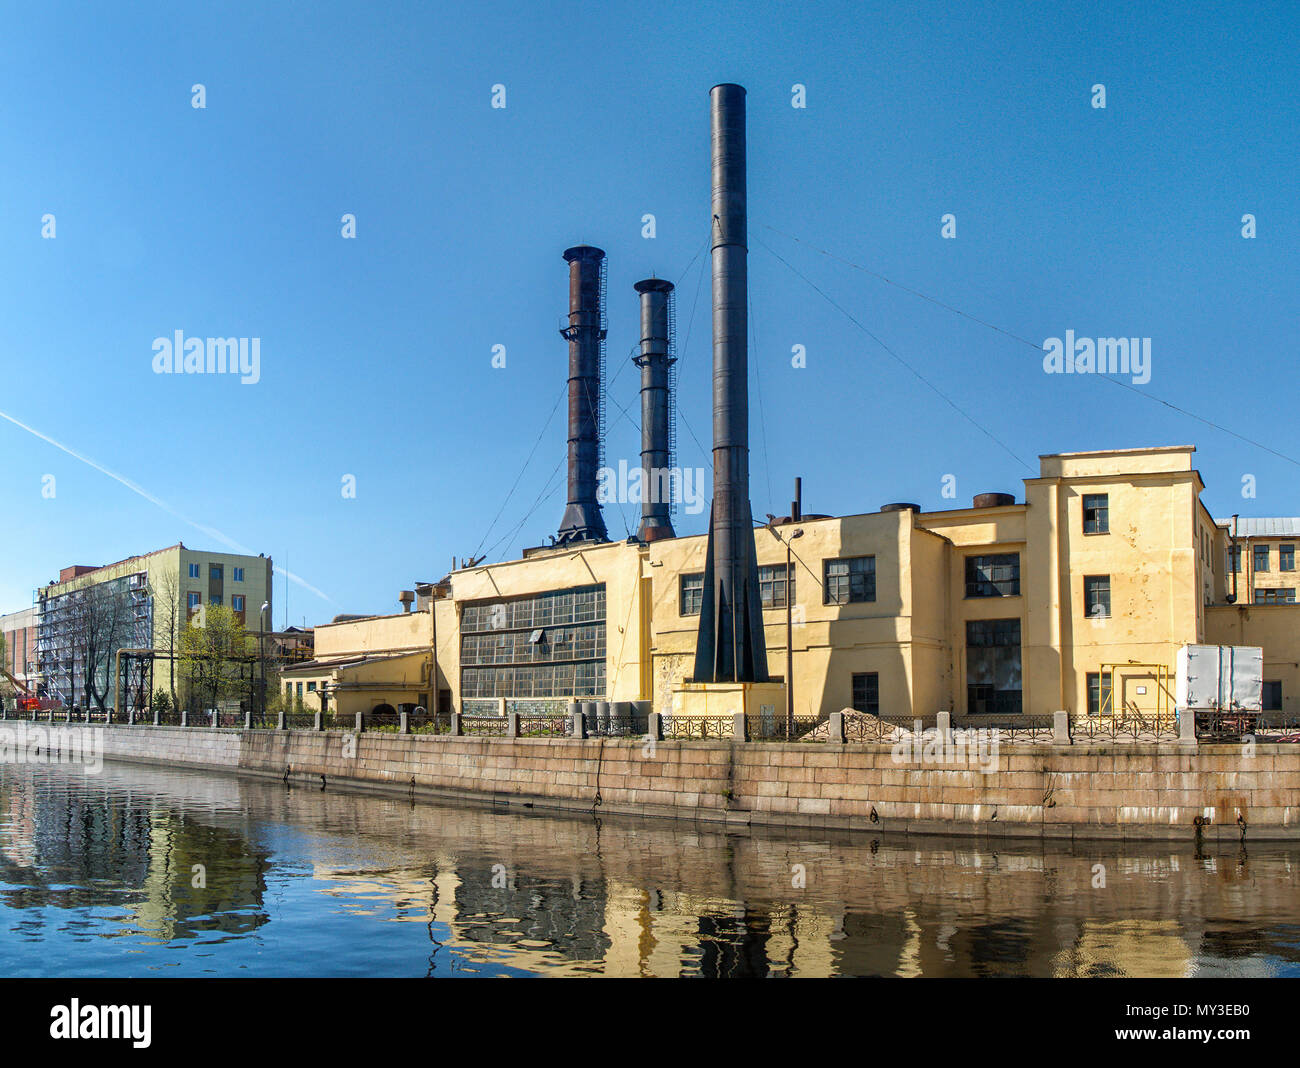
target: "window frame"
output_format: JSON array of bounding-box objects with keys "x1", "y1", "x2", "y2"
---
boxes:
[
  {"x1": 964, "y1": 553, "x2": 1021, "y2": 598},
  {"x1": 1082, "y1": 493, "x2": 1110, "y2": 535},
  {"x1": 1083, "y1": 575, "x2": 1111, "y2": 619},
  {"x1": 680, "y1": 573, "x2": 704, "y2": 617},
  {"x1": 823, "y1": 555, "x2": 876, "y2": 605}
]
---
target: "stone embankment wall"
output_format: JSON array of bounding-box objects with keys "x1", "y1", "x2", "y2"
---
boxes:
[{"x1": 9, "y1": 720, "x2": 1297, "y2": 841}]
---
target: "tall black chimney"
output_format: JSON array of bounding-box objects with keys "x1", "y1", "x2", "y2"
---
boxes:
[
  {"x1": 693, "y1": 84, "x2": 768, "y2": 682},
  {"x1": 634, "y1": 277, "x2": 676, "y2": 542},
  {"x1": 557, "y1": 245, "x2": 609, "y2": 545}
]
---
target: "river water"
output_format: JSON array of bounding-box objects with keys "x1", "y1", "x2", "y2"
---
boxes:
[{"x1": 1, "y1": 758, "x2": 1298, "y2": 977}]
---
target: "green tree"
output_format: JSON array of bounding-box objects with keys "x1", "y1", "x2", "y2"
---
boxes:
[{"x1": 179, "y1": 605, "x2": 256, "y2": 714}]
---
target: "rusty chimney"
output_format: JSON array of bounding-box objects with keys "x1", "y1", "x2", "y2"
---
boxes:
[
  {"x1": 634, "y1": 277, "x2": 677, "y2": 542},
  {"x1": 693, "y1": 84, "x2": 769, "y2": 683},
  {"x1": 557, "y1": 245, "x2": 610, "y2": 545}
]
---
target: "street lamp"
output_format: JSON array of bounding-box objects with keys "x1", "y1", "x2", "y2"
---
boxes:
[
  {"x1": 765, "y1": 516, "x2": 804, "y2": 740},
  {"x1": 260, "y1": 601, "x2": 270, "y2": 718}
]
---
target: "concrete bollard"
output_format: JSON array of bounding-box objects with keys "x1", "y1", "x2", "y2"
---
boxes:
[
  {"x1": 153, "y1": 708, "x2": 160, "y2": 727},
  {"x1": 936, "y1": 710, "x2": 952, "y2": 746},
  {"x1": 212, "y1": 709, "x2": 220, "y2": 729},
  {"x1": 1054, "y1": 710, "x2": 1071, "y2": 744},
  {"x1": 244, "y1": 710, "x2": 252, "y2": 731},
  {"x1": 449, "y1": 711, "x2": 462, "y2": 737},
  {"x1": 497, "y1": 697, "x2": 507, "y2": 719},
  {"x1": 399, "y1": 711, "x2": 409, "y2": 735},
  {"x1": 571, "y1": 708, "x2": 588, "y2": 739},
  {"x1": 355, "y1": 711, "x2": 364, "y2": 734},
  {"x1": 181, "y1": 710, "x2": 188, "y2": 727},
  {"x1": 647, "y1": 712, "x2": 664, "y2": 741},
  {"x1": 1180, "y1": 708, "x2": 1197, "y2": 745},
  {"x1": 506, "y1": 711, "x2": 520, "y2": 739},
  {"x1": 127, "y1": 709, "x2": 135, "y2": 727},
  {"x1": 827, "y1": 711, "x2": 846, "y2": 744},
  {"x1": 277, "y1": 710, "x2": 286, "y2": 731},
  {"x1": 732, "y1": 712, "x2": 748, "y2": 741},
  {"x1": 313, "y1": 711, "x2": 323, "y2": 731}
]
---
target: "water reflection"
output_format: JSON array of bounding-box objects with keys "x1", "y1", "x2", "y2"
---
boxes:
[{"x1": 1, "y1": 760, "x2": 1298, "y2": 977}]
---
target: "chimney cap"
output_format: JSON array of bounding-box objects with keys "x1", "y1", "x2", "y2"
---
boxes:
[
  {"x1": 634, "y1": 278, "x2": 675, "y2": 294},
  {"x1": 880, "y1": 502, "x2": 921, "y2": 513},
  {"x1": 972, "y1": 492, "x2": 1017, "y2": 509},
  {"x1": 563, "y1": 245, "x2": 605, "y2": 263}
]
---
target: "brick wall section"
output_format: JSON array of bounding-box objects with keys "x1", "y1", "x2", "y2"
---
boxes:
[{"x1": 17, "y1": 721, "x2": 1300, "y2": 842}]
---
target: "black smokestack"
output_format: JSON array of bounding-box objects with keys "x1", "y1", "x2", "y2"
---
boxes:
[
  {"x1": 693, "y1": 84, "x2": 768, "y2": 683},
  {"x1": 634, "y1": 277, "x2": 676, "y2": 543},
  {"x1": 557, "y1": 245, "x2": 609, "y2": 545}
]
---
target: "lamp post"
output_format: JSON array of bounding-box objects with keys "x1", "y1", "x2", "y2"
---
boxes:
[
  {"x1": 765, "y1": 516, "x2": 804, "y2": 741},
  {"x1": 259, "y1": 601, "x2": 270, "y2": 718}
]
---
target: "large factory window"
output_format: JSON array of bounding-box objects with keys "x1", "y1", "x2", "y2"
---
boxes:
[
  {"x1": 966, "y1": 619, "x2": 1022, "y2": 716},
  {"x1": 459, "y1": 584, "x2": 606, "y2": 699},
  {"x1": 680, "y1": 574, "x2": 704, "y2": 616},
  {"x1": 758, "y1": 564, "x2": 794, "y2": 609},
  {"x1": 1083, "y1": 575, "x2": 1111, "y2": 619},
  {"x1": 823, "y1": 556, "x2": 875, "y2": 605},
  {"x1": 964, "y1": 554, "x2": 1020, "y2": 598}
]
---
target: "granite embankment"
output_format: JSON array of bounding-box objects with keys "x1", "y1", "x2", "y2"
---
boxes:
[{"x1": 7, "y1": 719, "x2": 1296, "y2": 841}]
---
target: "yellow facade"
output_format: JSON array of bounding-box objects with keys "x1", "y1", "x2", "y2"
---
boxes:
[{"x1": 310, "y1": 445, "x2": 1300, "y2": 722}]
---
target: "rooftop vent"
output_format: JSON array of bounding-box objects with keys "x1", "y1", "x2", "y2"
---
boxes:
[{"x1": 972, "y1": 492, "x2": 1016, "y2": 508}]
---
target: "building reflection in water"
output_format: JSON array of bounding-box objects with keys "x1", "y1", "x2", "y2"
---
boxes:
[{"x1": 3, "y1": 760, "x2": 1300, "y2": 977}]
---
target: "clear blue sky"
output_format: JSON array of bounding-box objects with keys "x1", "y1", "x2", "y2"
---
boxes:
[{"x1": 1, "y1": 0, "x2": 1296, "y2": 624}]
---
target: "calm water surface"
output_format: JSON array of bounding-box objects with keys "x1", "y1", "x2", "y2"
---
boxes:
[{"x1": 1, "y1": 758, "x2": 1298, "y2": 977}]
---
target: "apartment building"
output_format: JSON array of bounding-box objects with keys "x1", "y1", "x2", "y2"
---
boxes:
[{"x1": 32, "y1": 544, "x2": 272, "y2": 708}]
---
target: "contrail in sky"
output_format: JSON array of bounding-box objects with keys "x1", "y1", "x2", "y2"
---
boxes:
[{"x1": 0, "y1": 407, "x2": 336, "y2": 605}]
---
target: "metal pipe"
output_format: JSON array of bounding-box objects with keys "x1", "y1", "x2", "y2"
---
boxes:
[
  {"x1": 557, "y1": 245, "x2": 609, "y2": 545},
  {"x1": 693, "y1": 83, "x2": 769, "y2": 683},
  {"x1": 634, "y1": 278, "x2": 676, "y2": 542}
]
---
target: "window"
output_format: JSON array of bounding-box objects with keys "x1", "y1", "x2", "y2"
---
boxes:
[
  {"x1": 210, "y1": 595, "x2": 222, "y2": 606},
  {"x1": 1264, "y1": 680, "x2": 1283, "y2": 711},
  {"x1": 1227, "y1": 546, "x2": 1242, "y2": 572},
  {"x1": 187, "y1": 592, "x2": 201, "y2": 610},
  {"x1": 1084, "y1": 575, "x2": 1111, "y2": 619},
  {"x1": 1281, "y1": 545, "x2": 1296, "y2": 572},
  {"x1": 1254, "y1": 545, "x2": 1270, "y2": 572},
  {"x1": 851, "y1": 672, "x2": 879, "y2": 715},
  {"x1": 233, "y1": 567, "x2": 245, "y2": 582},
  {"x1": 1082, "y1": 493, "x2": 1109, "y2": 534},
  {"x1": 296, "y1": 682, "x2": 303, "y2": 699},
  {"x1": 824, "y1": 556, "x2": 876, "y2": 605},
  {"x1": 1086, "y1": 671, "x2": 1113, "y2": 717},
  {"x1": 188, "y1": 563, "x2": 200, "y2": 579},
  {"x1": 210, "y1": 564, "x2": 223, "y2": 581},
  {"x1": 758, "y1": 564, "x2": 794, "y2": 609},
  {"x1": 306, "y1": 681, "x2": 317, "y2": 692},
  {"x1": 231, "y1": 594, "x2": 245, "y2": 611},
  {"x1": 680, "y1": 573, "x2": 704, "y2": 616},
  {"x1": 1256, "y1": 588, "x2": 1296, "y2": 604},
  {"x1": 965, "y1": 553, "x2": 1020, "y2": 598},
  {"x1": 966, "y1": 619, "x2": 1022, "y2": 715}
]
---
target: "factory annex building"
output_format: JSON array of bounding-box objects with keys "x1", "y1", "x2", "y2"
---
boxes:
[{"x1": 285, "y1": 444, "x2": 1300, "y2": 722}]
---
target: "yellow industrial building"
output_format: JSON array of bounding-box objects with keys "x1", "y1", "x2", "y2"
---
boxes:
[{"x1": 282, "y1": 445, "x2": 1299, "y2": 723}]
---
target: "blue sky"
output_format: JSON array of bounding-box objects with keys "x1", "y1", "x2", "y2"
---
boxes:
[{"x1": 0, "y1": 0, "x2": 1296, "y2": 623}]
